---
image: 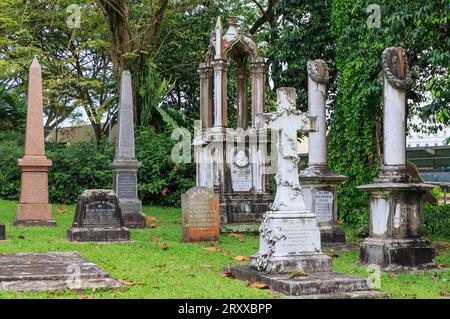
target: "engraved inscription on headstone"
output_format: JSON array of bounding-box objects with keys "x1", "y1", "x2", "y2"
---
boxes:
[
  {"x1": 182, "y1": 187, "x2": 219, "y2": 242},
  {"x1": 117, "y1": 174, "x2": 137, "y2": 199},
  {"x1": 315, "y1": 191, "x2": 334, "y2": 222},
  {"x1": 274, "y1": 220, "x2": 320, "y2": 254},
  {"x1": 82, "y1": 201, "x2": 120, "y2": 227}
]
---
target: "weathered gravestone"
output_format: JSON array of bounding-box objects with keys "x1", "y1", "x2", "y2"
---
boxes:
[
  {"x1": 0, "y1": 224, "x2": 5, "y2": 240},
  {"x1": 112, "y1": 70, "x2": 146, "y2": 229},
  {"x1": 0, "y1": 252, "x2": 122, "y2": 291},
  {"x1": 67, "y1": 189, "x2": 130, "y2": 242},
  {"x1": 357, "y1": 47, "x2": 435, "y2": 271},
  {"x1": 225, "y1": 88, "x2": 382, "y2": 298},
  {"x1": 182, "y1": 187, "x2": 220, "y2": 242},
  {"x1": 14, "y1": 58, "x2": 55, "y2": 227},
  {"x1": 299, "y1": 60, "x2": 347, "y2": 245}
]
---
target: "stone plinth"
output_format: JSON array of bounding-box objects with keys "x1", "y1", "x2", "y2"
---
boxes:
[
  {"x1": 0, "y1": 252, "x2": 123, "y2": 291},
  {"x1": 182, "y1": 187, "x2": 220, "y2": 242},
  {"x1": 299, "y1": 166, "x2": 347, "y2": 244},
  {"x1": 358, "y1": 183, "x2": 435, "y2": 271},
  {"x1": 112, "y1": 70, "x2": 146, "y2": 229},
  {"x1": 0, "y1": 224, "x2": 5, "y2": 240},
  {"x1": 225, "y1": 265, "x2": 385, "y2": 298},
  {"x1": 67, "y1": 189, "x2": 130, "y2": 242}
]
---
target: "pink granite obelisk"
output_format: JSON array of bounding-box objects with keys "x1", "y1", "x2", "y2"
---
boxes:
[{"x1": 13, "y1": 58, "x2": 55, "y2": 227}]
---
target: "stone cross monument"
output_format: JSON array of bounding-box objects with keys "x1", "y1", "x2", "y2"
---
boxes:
[
  {"x1": 111, "y1": 70, "x2": 146, "y2": 228},
  {"x1": 299, "y1": 60, "x2": 347, "y2": 244},
  {"x1": 358, "y1": 47, "x2": 435, "y2": 271},
  {"x1": 14, "y1": 58, "x2": 55, "y2": 227},
  {"x1": 249, "y1": 87, "x2": 332, "y2": 274}
]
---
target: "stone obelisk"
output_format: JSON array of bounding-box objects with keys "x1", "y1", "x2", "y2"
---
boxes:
[
  {"x1": 299, "y1": 60, "x2": 347, "y2": 244},
  {"x1": 14, "y1": 58, "x2": 55, "y2": 227},
  {"x1": 111, "y1": 70, "x2": 146, "y2": 228},
  {"x1": 358, "y1": 47, "x2": 435, "y2": 271}
]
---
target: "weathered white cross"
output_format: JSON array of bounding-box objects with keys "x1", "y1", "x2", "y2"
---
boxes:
[{"x1": 261, "y1": 87, "x2": 317, "y2": 212}]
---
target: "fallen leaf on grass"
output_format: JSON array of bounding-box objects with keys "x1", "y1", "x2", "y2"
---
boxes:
[
  {"x1": 79, "y1": 295, "x2": 90, "y2": 299},
  {"x1": 162, "y1": 243, "x2": 169, "y2": 251},
  {"x1": 118, "y1": 279, "x2": 136, "y2": 286},
  {"x1": 239, "y1": 239, "x2": 245, "y2": 243},
  {"x1": 326, "y1": 253, "x2": 339, "y2": 258},
  {"x1": 204, "y1": 247, "x2": 223, "y2": 252},
  {"x1": 230, "y1": 233, "x2": 243, "y2": 238},
  {"x1": 289, "y1": 270, "x2": 308, "y2": 278},
  {"x1": 149, "y1": 236, "x2": 164, "y2": 242},
  {"x1": 233, "y1": 255, "x2": 250, "y2": 261},
  {"x1": 221, "y1": 271, "x2": 234, "y2": 278},
  {"x1": 439, "y1": 291, "x2": 450, "y2": 297},
  {"x1": 247, "y1": 281, "x2": 268, "y2": 289},
  {"x1": 147, "y1": 216, "x2": 157, "y2": 223},
  {"x1": 149, "y1": 224, "x2": 156, "y2": 229},
  {"x1": 56, "y1": 205, "x2": 68, "y2": 214}
]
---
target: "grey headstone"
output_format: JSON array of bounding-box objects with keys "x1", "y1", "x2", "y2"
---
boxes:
[{"x1": 67, "y1": 189, "x2": 130, "y2": 242}]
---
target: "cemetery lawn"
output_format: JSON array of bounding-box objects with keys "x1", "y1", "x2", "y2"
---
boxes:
[{"x1": 0, "y1": 199, "x2": 449, "y2": 299}]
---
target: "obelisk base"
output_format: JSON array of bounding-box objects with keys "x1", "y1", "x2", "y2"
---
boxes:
[{"x1": 14, "y1": 204, "x2": 56, "y2": 227}]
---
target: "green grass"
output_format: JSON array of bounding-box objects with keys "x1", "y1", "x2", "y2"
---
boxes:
[{"x1": 0, "y1": 199, "x2": 449, "y2": 299}]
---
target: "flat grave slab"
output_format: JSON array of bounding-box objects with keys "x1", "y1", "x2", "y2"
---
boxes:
[
  {"x1": 0, "y1": 251, "x2": 122, "y2": 291},
  {"x1": 225, "y1": 265, "x2": 386, "y2": 298}
]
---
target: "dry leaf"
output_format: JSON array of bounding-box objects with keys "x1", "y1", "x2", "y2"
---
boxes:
[
  {"x1": 326, "y1": 253, "x2": 339, "y2": 258},
  {"x1": 239, "y1": 239, "x2": 245, "y2": 243},
  {"x1": 162, "y1": 243, "x2": 169, "y2": 251},
  {"x1": 289, "y1": 270, "x2": 308, "y2": 278},
  {"x1": 221, "y1": 271, "x2": 234, "y2": 278},
  {"x1": 147, "y1": 216, "x2": 157, "y2": 222},
  {"x1": 149, "y1": 236, "x2": 164, "y2": 242},
  {"x1": 204, "y1": 247, "x2": 223, "y2": 252},
  {"x1": 230, "y1": 233, "x2": 243, "y2": 238},
  {"x1": 118, "y1": 279, "x2": 136, "y2": 286},
  {"x1": 56, "y1": 205, "x2": 68, "y2": 214},
  {"x1": 91, "y1": 288, "x2": 97, "y2": 293},
  {"x1": 149, "y1": 224, "x2": 156, "y2": 229},
  {"x1": 79, "y1": 295, "x2": 89, "y2": 299},
  {"x1": 248, "y1": 282, "x2": 268, "y2": 289},
  {"x1": 233, "y1": 255, "x2": 250, "y2": 261},
  {"x1": 439, "y1": 291, "x2": 450, "y2": 297}
]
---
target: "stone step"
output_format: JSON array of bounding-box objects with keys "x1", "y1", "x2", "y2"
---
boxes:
[{"x1": 225, "y1": 265, "x2": 385, "y2": 298}]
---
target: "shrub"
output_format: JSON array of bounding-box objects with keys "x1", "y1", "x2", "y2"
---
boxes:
[{"x1": 424, "y1": 203, "x2": 450, "y2": 240}]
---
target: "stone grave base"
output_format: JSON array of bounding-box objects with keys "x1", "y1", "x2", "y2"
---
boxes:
[
  {"x1": 122, "y1": 211, "x2": 147, "y2": 229},
  {"x1": 67, "y1": 227, "x2": 130, "y2": 242},
  {"x1": 249, "y1": 254, "x2": 332, "y2": 274},
  {"x1": 0, "y1": 252, "x2": 122, "y2": 291},
  {"x1": 225, "y1": 265, "x2": 384, "y2": 298},
  {"x1": 359, "y1": 237, "x2": 436, "y2": 272},
  {"x1": 319, "y1": 222, "x2": 346, "y2": 244},
  {"x1": 12, "y1": 220, "x2": 57, "y2": 227},
  {"x1": 0, "y1": 224, "x2": 5, "y2": 240}
]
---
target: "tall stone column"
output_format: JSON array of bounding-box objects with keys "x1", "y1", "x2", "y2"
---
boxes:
[
  {"x1": 237, "y1": 67, "x2": 248, "y2": 129},
  {"x1": 299, "y1": 60, "x2": 347, "y2": 244},
  {"x1": 14, "y1": 58, "x2": 55, "y2": 227},
  {"x1": 358, "y1": 47, "x2": 435, "y2": 271},
  {"x1": 251, "y1": 58, "x2": 266, "y2": 128},
  {"x1": 198, "y1": 63, "x2": 214, "y2": 129},
  {"x1": 111, "y1": 70, "x2": 146, "y2": 229}
]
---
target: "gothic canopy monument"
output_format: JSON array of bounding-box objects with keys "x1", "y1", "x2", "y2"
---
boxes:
[{"x1": 194, "y1": 17, "x2": 272, "y2": 228}]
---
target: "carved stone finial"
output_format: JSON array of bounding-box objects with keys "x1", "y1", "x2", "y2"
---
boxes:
[
  {"x1": 382, "y1": 47, "x2": 411, "y2": 90},
  {"x1": 307, "y1": 59, "x2": 330, "y2": 84}
]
